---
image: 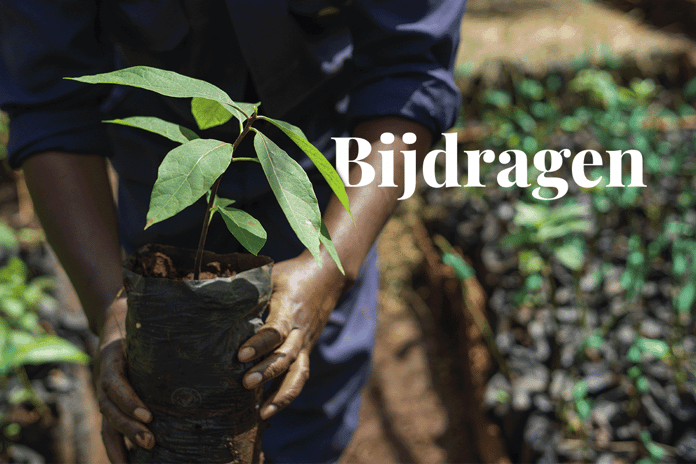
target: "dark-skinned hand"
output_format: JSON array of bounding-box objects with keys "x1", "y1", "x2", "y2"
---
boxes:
[
  {"x1": 94, "y1": 296, "x2": 154, "y2": 463},
  {"x1": 237, "y1": 250, "x2": 348, "y2": 419},
  {"x1": 92, "y1": 251, "x2": 347, "y2": 462}
]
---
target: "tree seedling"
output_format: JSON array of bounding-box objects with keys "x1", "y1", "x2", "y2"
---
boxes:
[{"x1": 69, "y1": 66, "x2": 351, "y2": 279}]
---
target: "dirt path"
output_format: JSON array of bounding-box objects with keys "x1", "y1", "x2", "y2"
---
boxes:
[
  {"x1": 456, "y1": 0, "x2": 694, "y2": 75},
  {"x1": 342, "y1": 202, "x2": 451, "y2": 463}
]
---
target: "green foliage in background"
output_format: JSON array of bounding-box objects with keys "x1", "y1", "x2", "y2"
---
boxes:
[
  {"x1": 458, "y1": 61, "x2": 696, "y2": 460},
  {"x1": 0, "y1": 223, "x2": 89, "y2": 447}
]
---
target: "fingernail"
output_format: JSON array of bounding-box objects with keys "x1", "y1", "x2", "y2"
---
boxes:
[
  {"x1": 260, "y1": 404, "x2": 277, "y2": 420},
  {"x1": 238, "y1": 347, "x2": 255, "y2": 362},
  {"x1": 134, "y1": 407, "x2": 152, "y2": 423},
  {"x1": 244, "y1": 372, "x2": 263, "y2": 389},
  {"x1": 136, "y1": 431, "x2": 154, "y2": 449}
]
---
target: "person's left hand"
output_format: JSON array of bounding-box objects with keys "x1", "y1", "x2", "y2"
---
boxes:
[{"x1": 237, "y1": 251, "x2": 348, "y2": 420}]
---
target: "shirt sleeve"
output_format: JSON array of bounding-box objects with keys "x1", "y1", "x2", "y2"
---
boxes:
[
  {"x1": 344, "y1": 0, "x2": 467, "y2": 137},
  {"x1": 0, "y1": 0, "x2": 114, "y2": 168}
]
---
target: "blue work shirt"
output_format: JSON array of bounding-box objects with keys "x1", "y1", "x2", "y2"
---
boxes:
[{"x1": 1, "y1": 1, "x2": 466, "y2": 462}]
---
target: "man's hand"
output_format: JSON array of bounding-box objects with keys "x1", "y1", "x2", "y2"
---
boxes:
[
  {"x1": 95, "y1": 296, "x2": 155, "y2": 463},
  {"x1": 237, "y1": 116, "x2": 433, "y2": 420},
  {"x1": 23, "y1": 153, "x2": 154, "y2": 462},
  {"x1": 237, "y1": 251, "x2": 348, "y2": 420}
]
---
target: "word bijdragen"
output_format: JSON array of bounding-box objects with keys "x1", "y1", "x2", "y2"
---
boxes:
[{"x1": 333, "y1": 132, "x2": 646, "y2": 201}]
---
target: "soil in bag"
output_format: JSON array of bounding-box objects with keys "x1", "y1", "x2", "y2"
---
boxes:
[{"x1": 123, "y1": 244, "x2": 273, "y2": 464}]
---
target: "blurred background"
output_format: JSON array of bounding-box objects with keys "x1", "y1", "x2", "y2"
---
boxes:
[{"x1": 2, "y1": 1, "x2": 696, "y2": 463}]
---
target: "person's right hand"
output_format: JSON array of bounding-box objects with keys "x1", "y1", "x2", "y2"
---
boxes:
[{"x1": 95, "y1": 295, "x2": 155, "y2": 463}]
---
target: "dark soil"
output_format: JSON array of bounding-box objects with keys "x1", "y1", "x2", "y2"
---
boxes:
[
  {"x1": 131, "y1": 251, "x2": 237, "y2": 280},
  {"x1": 126, "y1": 244, "x2": 272, "y2": 281}
]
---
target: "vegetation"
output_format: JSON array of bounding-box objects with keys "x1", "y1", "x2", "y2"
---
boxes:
[
  {"x1": 0, "y1": 223, "x2": 89, "y2": 458},
  {"x1": 435, "y1": 60, "x2": 696, "y2": 461},
  {"x1": 71, "y1": 66, "x2": 350, "y2": 277}
]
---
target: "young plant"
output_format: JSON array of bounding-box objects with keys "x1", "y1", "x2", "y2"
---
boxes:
[
  {"x1": 501, "y1": 199, "x2": 592, "y2": 306},
  {"x1": 0, "y1": 249, "x2": 90, "y2": 448},
  {"x1": 69, "y1": 66, "x2": 351, "y2": 278}
]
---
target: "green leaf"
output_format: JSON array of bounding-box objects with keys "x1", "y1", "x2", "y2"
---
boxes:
[
  {"x1": 628, "y1": 251, "x2": 645, "y2": 267},
  {"x1": 8, "y1": 330, "x2": 33, "y2": 346},
  {"x1": 71, "y1": 65, "x2": 230, "y2": 101},
  {"x1": 560, "y1": 116, "x2": 582, "y2": 132},
  {"x1": 1, "y1": 297, "x2": 25, "y2": 320},
  {"x1": 0, "y1": 258, "x2": 27, "y2": 283},
  {"x1": 442, "y1": 252, "x2": 476, "y2": 281},
  {"x1": 262, "y1": 117, "x2": 352, "y2": 220},
  {"x1": 3, "y1": 423, "x2": 20, "y2": 439},
  {"x1": 213, "y1": 196, "x2": 235, "y2": 209},
  {"x1": 8, "y1": 334, "x2": 89, "y2": 367},
  {"x1": 22, "y1": 278, "x2": 54, "y2": 307},
  {"x1": 546, "y1": 203, "x2": 591, "y2": 224},
  {"x1": 573, "y1": 380, "x2": 588, "y2": 401},
  {"x1": 554, "y1": 240, "x2": 585, "y2": 271},
  {"x1": 584, "y1": 333, "x2": 604, "y2": 350},
  {"x1": 0, "y1": 318, "x2": 8, "y2": 365},
  {"x1": 647, "y1": 442, "x2": 665, "y2": 460},
  {"x1": 191, "y1": 98, "x2": 234, "y2": 130},
  {"x1": 636, "y1": 375, "x2": 649, "y2": 394},
  {"x1": 513, "y1": 109, "x2": 536, "y2": 133},
  {"x1": 627, "y1": 344, "x2": 642, "y2": 363},
  {"x1": 525, "y1": 273, "x2": 544, "y2": 291},
  {"x1": 636, "y1": 337, "x2": 670, "y2": 360},
  {"x1": 514, "y1": 203, "x2": 548, "y2": 227},
  {"x1": 516, "y1": 79, "x2": 545, "y2": 101},
  {"x1": 206, "y1": 190, "x2": 234, "y2": 208},
  {"x1": 627, "y1": 366, "x2": 641, "y2": 379},
  {"x1": 519, "y1": 249, "x2": 545, "y2": 275},
  {"x1": 217, "y1": 205, "x2": 267, "y2": 256},
  {"x1": 319, "y1": 221, "x2": 344, "y2": 274},
  {"x1": 676, "y1": 282, "x2": 696, "y2": 314},
  {"x1": 106, "y1": 116, "x2": 199, "y2": 144},
  {"x1": 536, "y1": 220, "x2": 592, "y2": 241},
  {"x1": 7, "y1": 388, "x2": 31, "y2": 405},
  {"x1": 146, "y1": 139, "x2": 235, "y2": 228},
  {"x1": 576, "y1": 399, "x2": 591, "y2": 419},
  {"x1": 530, "y1": 102, "x2": 554, "y2": 119},
  {"x1": 0, "y1": 222, "x2": 18, "y2": 251},
  {"x1": 253, "y1": 130, "x2": 322, "y2": 264},
  {"x1": 16, "y1": 227, "x2": 45, "y2": 246},
  {"x1": 494, "y1": 389, "x2": 511, "y2": 404},
  {"x1": 640, "y1": 430, "x2": 653, "y2": 445},
  {"x1": 483, "y1": 90, "x2": 511, "y2": 108},
  {"x1": 19, "y1": 313, "x2": 40, "y2": 335},
  {"x1": 684, "y1": 76, "x2": 696, "y2": 100},
  {"x1": 500, "y1": 229, "x2": 534, "y2": 249},
  {"x1": 69, "y1": 66, "x2": 251, "y2": 122}
]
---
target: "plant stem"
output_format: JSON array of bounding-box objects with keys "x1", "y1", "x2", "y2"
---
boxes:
[
  {"x1": 433, "y1": 234, "x2": 513, "y2": 381},
  {"x1": 193, "y1": 112, "x2": 258, "y2": 279}
]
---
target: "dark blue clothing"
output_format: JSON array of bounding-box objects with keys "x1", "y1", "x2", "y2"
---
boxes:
[{"x1": 1, "y1": 1, "x2": 466, "y2": 462}]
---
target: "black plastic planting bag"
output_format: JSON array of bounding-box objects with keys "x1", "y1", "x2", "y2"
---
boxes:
[{"x1": 123, "y1": 244, "x2": 273, "y2": 463}]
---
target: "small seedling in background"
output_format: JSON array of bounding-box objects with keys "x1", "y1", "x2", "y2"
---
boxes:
[{"x1": 0, "y1": 248, "x2": 89, "y2": 448}]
